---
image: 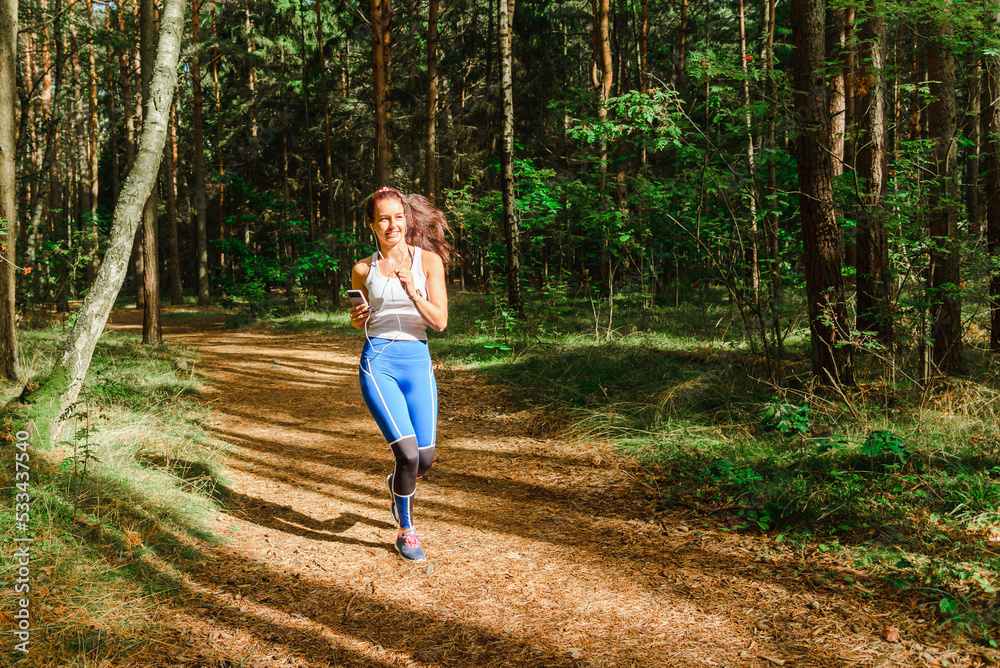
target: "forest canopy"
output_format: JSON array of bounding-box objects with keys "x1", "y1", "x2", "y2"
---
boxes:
[{"x1": 1, "y1": 0, "x2": 998, "y2": 386}]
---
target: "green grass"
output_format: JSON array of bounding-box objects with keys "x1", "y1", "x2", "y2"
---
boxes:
[{"x1": 0, "y1": 323, "x2": 227, "y2": 666}]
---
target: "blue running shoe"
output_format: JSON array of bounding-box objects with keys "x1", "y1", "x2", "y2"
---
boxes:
[
  {"x1": 395, "y1": 530, "x2": 426, "y2": 562},
  {"x1": 386, "y1": 474, "x2": 399, "y2": 525}
]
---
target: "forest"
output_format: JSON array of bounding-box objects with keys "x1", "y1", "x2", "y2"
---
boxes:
[
  {"x1": 2, "y1": 0, "x2": 1000, "y2": 663},
  {"x1": 0, "y1": 0, "x2": 994, "y2": 383}
]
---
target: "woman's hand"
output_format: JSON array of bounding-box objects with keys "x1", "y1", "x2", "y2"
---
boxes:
[
  {"x1": 349, "y1": 302, "x2": 371, "y2": 329},
  {"x1": 394, "y1": 266, "x2": 419, "y2": 301},
  {"x1": 350, "y1": 260, "x2": 373, "y2": 330}
]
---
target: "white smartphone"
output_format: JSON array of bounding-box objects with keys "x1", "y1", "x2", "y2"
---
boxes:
[{"x1": 347, "y1": 289, "x2": 369, "y2": 308}]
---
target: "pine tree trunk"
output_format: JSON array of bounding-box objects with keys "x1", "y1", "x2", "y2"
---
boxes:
[
  {"x1": 298, "y1": 0, "x2": 315, "y2": 239},
  {"x1": 165, "y1": 102, "x2": 183, "y2": 304},
  {"x1": 926, "y1": 3, "x2": 962, "y2": 373},
  {"x1": 792, "y1": 0, "x2": 853, "y2": 385},
  {"x1": 212, "y1": 0, "x2": 224, "y2": 265},
  {"x1": 426, "y1": 0, "x2": 439, "y2": 203},
  {"x1": 372, "y1": 0, "x2": 392, "y2": 186},
  {"x1": 0, "y1": 0, "x2": 20, "y2": 380},
  {"x1": 855, "y1": 0, "x2": 891, "y2": 344},
  {"x1": 984, "y1": 13, "x2": 1000, "y2": 352},
  {"x1": 499, "y1": 0, "x2": 522, "y2": 317},
  {"x1": 26, "y1": 0, "x2": 186, "y2": 447},
  {"x1": 192, "y1": 0, "x2": 211, "y2": 305},
  {"x1": 675, "y1": 0, "x2": 685, "y2": 99},
  {"x1": 316, "y1": 0, "x2": 336, "y2": 233}
]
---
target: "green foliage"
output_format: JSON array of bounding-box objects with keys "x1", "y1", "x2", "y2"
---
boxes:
[
  {"x1": 758, "y1": 401, "x2": 810, "y2": 436},
  {"x1": 422, "y1": 289, "x2": 1000, "y2": 643},
  {"x1": 211, "y1": 177, "x2": 339, "y2": 319},
  {"x1": 860, "y1": 430, "x2": 908, "y2": 460},
  {"x1": 0, "y1": 325, "x2": 225, "y2": 664}
]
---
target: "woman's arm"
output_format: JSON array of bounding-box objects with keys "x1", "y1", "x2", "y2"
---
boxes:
[
  {"x1": 398, "y1": 250, "x2": 448, "y2": 332},
  {"x1": 349, "y1": 260, "x2": 372, "y2": 330}
]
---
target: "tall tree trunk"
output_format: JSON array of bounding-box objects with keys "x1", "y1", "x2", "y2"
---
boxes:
[
  {"x1": 86, "y1": 0, "x2": 100, "y2": 284},
  {"x1": 192, "y1": 0, "x2": 211, "y2": 305},
  {"x1": 984, "y1": 12, "x2": 1000, "y2": 352},
  {"x1": 639, "y1": 0, "x2": 648, "y2": 168},
  {"x1": 499, "y1": 0, "x2": 522, "y2": 317},
  {"x1": 72, "y1": 31, "x2": 88, "y2": 296},
  {"x1": 426, "y1": 0, "x2": 439, "y2": 203},
  {"x1": 130, "y1": 0, "x2": 145, "y2": 310},
  {"x1": 594, "y1": 0, "x2": 613, "y2": 293},
  {"x1": 165, "y1": 102, "x2": 183, "y2": 304},
  {"x1": 25, "y1": 0, "x2": 64, "y2": 299},
  {"x1": 316, "y1": 0, "x2": 335, "y2": 232},
  {"x1": 106, "y1": 7, "x2": 120, "y2": 198},
  {"x1": 763, "y1": 0, "x2": 781, "y2": 351},
  {"x1": 967, "y1": 52, "x2": 982, "y2": 236},
  {"x1": 372, "y1": 0, "x2": 392, "y2": 186},
  {"x1": 792, "y1": 0, "x2": 853, "y2": 385},
  {"x1": 298, "y1": 0, "x2": 315, "y2": 239},
  {"x1": 855, "y1": 0, "x2": 891, "y2": 344},
  {"x1": 676, "y1": 0, "x2": 685, "y2": 99},
  {"x1": 738, "y1": 0, "x2": 759, "y2": 299},
  {"x1": 827, "y1": 4, "x2": 847, "y2": 263},
  {"x1": 26, "y1": 0, "x2": 186, "y2": 447},
  {"x1": 0, "y1": 0, "x2": 19, "y2": 380},
  {"x1": 245, "y1": 7, "x2": 259, "y2": 186},
  {"x1": 212, "y1": 0, "x2": 224, "y2": 265},
  {"x1": 926, "y1": 3, "x2": 962, "y2": 373},
  {"x1": 595, "y1": 0, "x2": 612, "y2": 178},
  {"x1": 140, "y1": 0, "x2": 161, "y2": 344}
]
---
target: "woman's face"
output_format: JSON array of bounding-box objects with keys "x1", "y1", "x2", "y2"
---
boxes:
[{"x1": 370, "y1": 197, "x2": 407, "y2": 248}]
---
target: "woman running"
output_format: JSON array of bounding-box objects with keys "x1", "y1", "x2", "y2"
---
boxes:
[{"x1": 349, "y1": 186, "x2": 452, "y2": 562}]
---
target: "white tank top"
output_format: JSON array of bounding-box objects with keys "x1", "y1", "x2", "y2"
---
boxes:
[{"x1": 365, "y1": 246, "x2": 428, "y2": 341}]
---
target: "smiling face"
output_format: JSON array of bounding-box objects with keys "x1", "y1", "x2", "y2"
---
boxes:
[{"x1": 370, "y1": 197, "x2": 407, "y2": 249}]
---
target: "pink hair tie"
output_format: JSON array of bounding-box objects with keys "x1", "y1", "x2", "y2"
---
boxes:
[{"x1": 376, "y1": 186, "x2": 393, "y2": 193}]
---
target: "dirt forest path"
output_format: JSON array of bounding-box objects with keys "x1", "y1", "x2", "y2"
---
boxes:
[{"x1": 108, "y1": 308, "x2": 973, "y2": 668}]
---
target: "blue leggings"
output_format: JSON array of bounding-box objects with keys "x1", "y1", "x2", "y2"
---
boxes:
[{"x1": 359, "y1": 338, "x2": 437, "y2": 529}]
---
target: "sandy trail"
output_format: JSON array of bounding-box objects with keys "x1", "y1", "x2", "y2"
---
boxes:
[{"x1": 107, "y1": 308, "x2": 962, "y2": 668}]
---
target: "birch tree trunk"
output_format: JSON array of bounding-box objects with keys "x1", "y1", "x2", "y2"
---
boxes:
[
  {"x1": 21, "y1": 0, "x2": 187, "y2": 446},
  {"x1": 0, "y1": 0, "x2": 19, "y2": 380},
  {"x1": 500, "y1": 0, "x2": 522, "y2": 317},
  {"x1": 966, "y1": 53, "x2": 982, "y2": 236},
  {"x1": 85, "y1": 0, "x2": 100, "y2": 284},
  {"x1": 140, "y1": 0, "x2": 162, "y2": 344},
  {"x1": 738, "y1": 0, "x2": 759, "y2": 299}
]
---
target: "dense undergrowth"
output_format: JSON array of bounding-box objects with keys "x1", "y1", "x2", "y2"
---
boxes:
[
  {"x1": 0, "y1": 324, "x2": 227, "y2": 667},
  {"x1": 273, "y1": 283, "x2": 1000, "y2": 645}
]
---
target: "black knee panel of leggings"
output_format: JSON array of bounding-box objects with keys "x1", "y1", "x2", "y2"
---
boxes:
[
  {"x1": 417, "y1": 445, "x2": 435, "y2": 479},
  {"x1": 390, "y1": 435, "x2": 420, "y2": 495}
]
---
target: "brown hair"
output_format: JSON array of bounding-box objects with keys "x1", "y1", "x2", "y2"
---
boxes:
[{"x1": 366, "y1": 186, "x2": 455, "y2": 264}]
